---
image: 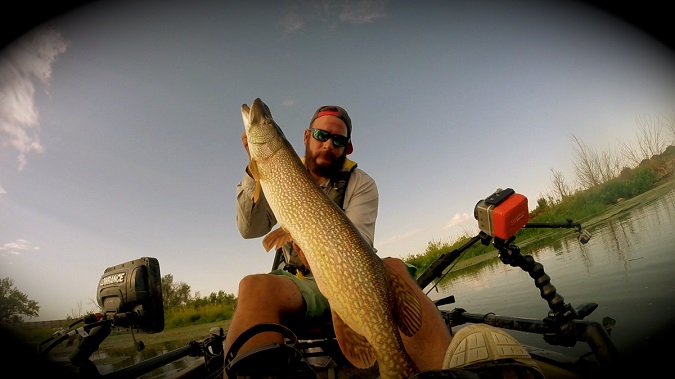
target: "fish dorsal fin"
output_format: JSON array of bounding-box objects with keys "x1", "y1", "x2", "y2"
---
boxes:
[
  {"x1": 262, "y1": 227, "x2": 293, "y2": 252},
  {"x1": 331, "y1": 310, "x2": 377, "y2": 369},
  {"x1": 385, "y1": 264, "x2": 423, "y2": 337}
]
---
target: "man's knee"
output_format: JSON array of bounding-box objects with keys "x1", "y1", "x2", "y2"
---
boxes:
[
  {"x1": 383, "y1": 257, "x2": 405, "y2": 270},
  {"x1": 237, "y1": 274, "x2": 280, "y2": 304},
  {"x1": 383, "y1": 257, "x2": 418, "y2": 279},
  {"x1": 238, "y1": 273, "x2": 275, "y2": 293},
  {"x1": 237, "y1": 273, "x2": 303, "y2": 311}
]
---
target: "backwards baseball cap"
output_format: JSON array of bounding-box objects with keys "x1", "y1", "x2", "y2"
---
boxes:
[{"x1": 310, "y1": 105, "x2": 352, "y2": 138}]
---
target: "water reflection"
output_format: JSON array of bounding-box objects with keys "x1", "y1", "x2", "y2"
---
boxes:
[
  {"x1": 48, "y1": 339, "x2": 200, "y2": 378},
  {"x1": 431, "y1": 186, "x2": 675, "y2": 362},
  {"x1": 91, "y1": 341, "x2": 199, "y2": 378}
]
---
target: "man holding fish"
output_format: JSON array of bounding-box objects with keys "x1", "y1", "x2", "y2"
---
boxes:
[{"x1": 227, "y1": 99, "x2": 543, "y2": 379}]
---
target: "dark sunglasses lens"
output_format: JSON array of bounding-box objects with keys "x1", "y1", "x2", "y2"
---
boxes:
[
  {"x1": 312, "y1": 129, "x2": 330, "y2": 142},
  {"x1": 312, "y1": 129, "x2": 348, "y2": 148},
  {"x1": 331, "y1": 135, "x2": 348, "y2": 147}
]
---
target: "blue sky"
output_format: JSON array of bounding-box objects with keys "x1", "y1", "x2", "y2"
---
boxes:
[{"x1": 1, "y1": 0, "x2": 674, "y2": 321}]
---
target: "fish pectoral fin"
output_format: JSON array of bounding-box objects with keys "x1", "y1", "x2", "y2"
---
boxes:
[
  {"x1": 262, "y1": 227, "x2": 293, "y2": 252},
  {"x1": 385, "y1": 264, "x2": 423, "y2": 337},
  {"x1": 331, "y1": 311, "x2": 377, "y2": 369},
  {"x1": 247, "y1": 160, "x2": 262, "y2": 203}
]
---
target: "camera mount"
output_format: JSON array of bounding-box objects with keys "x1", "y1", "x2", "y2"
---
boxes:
[{"x1": 417, "y1": 187, "x2": 594, "y2": 341}]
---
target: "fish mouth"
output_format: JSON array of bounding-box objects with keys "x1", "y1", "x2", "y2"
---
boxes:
[
  {"x1": 241, "y1": 103, "x2": 252, "y2": 132},
  {"x1": 241, "y1": 98, "x2": 266, "y2": 132}
]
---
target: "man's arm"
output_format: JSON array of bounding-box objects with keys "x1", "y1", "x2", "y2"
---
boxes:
[
  {"x1": 236, "y1": 130, "x2": 278, "y2": 239},
  {"x1": 235, "y1": 172, "x2": 277, "y2": 239},
  {"x1": 342, "y1": 169, "x2": 379, "y2": 249}
]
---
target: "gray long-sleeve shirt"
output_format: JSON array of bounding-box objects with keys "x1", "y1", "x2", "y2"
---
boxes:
[{"x1": 235, "y1": 163, "x2": 379, "y2": 272}]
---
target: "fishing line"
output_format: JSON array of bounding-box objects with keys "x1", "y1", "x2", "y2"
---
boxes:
[{"x1": 423, "y1": 250, "x2": 466, "y2": 296}]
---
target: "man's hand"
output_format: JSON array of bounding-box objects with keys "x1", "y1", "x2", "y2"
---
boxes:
[
  {"x1": 243, "y1": 131, "x2": 255, "y2": 179},
  {"x1": 293, "y1": 242, "x2": 311, "y2": 271},
  {"x1": 242, "y1": 131, "x2": 250, "y2": 158}
]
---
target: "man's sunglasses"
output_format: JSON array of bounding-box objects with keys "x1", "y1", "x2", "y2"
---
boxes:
[{"x1": 309, "y1": 128, "x2": 350, "y2": 148}]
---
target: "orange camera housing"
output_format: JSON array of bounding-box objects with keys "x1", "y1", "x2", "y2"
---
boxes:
[{"x1": 475, "y1": 189, "x2": 529, "y2": 240}]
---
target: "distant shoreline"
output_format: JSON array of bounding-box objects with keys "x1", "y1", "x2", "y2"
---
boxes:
[{"x1": 451, "y1": 174, "x2": 675, "y2": 271}]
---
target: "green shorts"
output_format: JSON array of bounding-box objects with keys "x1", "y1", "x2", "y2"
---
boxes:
[{"x1": 269, "y1": 269, "x2": 331, "y2": 321}]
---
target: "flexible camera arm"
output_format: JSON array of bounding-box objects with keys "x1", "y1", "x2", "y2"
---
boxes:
[
  {"x1": 491, "y1": 237, "x2": 596, "y2": 336},
  {"x1": 523, "y1": 219, "x2": 592, "y2": 244},
  {"x1": 415, "y1": 220, "x2": 589, "y2": 291},
  {"x1": 444, "y1": 233, "x2": 621, "y2": 367},
  {"x1": 417, "y1": 188, "x2": 592, "y2": 292},
  {"x1": 416, "y1": 217, "x2": 592, "y2": 310}
]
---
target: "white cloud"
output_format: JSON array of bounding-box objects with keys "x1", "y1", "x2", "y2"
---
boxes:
[
  {"x1": 281, "y1": 0, "x2": 388, "y2": 34},
  {"x1": 281, "y1": 12, "x2": 305, "y2": 34},
  {"x1": 0, "y1": 25, "x2": 69, "y2": 171},
  {"x1": 0, "y1": 239, "x2": 40, "y2": 256},
  {"x1": 340, "y1": 0, "x2": 388, "y2": 24},
  {"x1": 377, "y1": 228, "x2": 424, "y2": 247},
  {"x1": 443, "y1": 212, "x2": 472, "y2": 230}
]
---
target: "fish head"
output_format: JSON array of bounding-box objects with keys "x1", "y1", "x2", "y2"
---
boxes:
[
  {"x1": 241, "y1": 98, "x2": 286, "y2": 161},
  {"x1": 241, "y1": 98, "x2": 291, "y2": 202}
]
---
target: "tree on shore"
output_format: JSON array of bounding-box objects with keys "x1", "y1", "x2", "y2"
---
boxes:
[
  {"x1": 66, "y1": 299, "x2": 99, "y2": 320},
  {"x1": 619, "y1": 114, "x2": 673, "y2": 167},
  {"x1": 161, "y1": 274, "x2": 236, "y2": 312},
  {"x1": 0, "y1": 277, "x2": 39, "y2": 323},
  {"x1": 570, "y1": 133, "x2": 605, "y2": 189},
  {"x1": 161, "y1": 274, "x2": 192, "y2": 309},
  {"x1": 665, "y1": 112, "x2": 675, "y2": 143},
  {"x1": 549, "y1": 168, "x2": 572, "y2": 203},
  {"x1": 569, "y1": 113, "x2": 674, "y2": 192}
]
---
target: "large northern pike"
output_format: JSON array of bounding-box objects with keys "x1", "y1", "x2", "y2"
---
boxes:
[{"x1": 241, "y1": 98, "x2": 422, "y2": 379}]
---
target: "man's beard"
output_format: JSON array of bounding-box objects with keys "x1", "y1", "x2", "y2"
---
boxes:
[{"x1": 304, "y1": 146, "x2": 346, "y2": 179}]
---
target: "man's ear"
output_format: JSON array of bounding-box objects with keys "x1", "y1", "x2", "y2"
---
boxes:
[
  {"x1": 345, "y1": 141, "x2": 353, "y2": 155},
  {"x1": 303, "y1": 129, "x2": 311, "y2": 145}
]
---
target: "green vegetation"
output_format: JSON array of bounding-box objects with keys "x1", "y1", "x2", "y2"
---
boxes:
[
  {"x1": 164, "y1": 303, "x2": 234, "y2": 329},
  {"x1": 403, "y1": 147, "x2": 674, "y2": 276},
  {"x1": 0, "y1": 277, "x2": 40, "y2": 323},
  {"x1": 160, "y1": 273, "x2": 237, "y2": 328},
  {"x1": 5, "y1": 278, "x2": 237, "y2": 346}
]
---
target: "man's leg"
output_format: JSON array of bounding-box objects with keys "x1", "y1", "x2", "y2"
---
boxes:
[
  {"x1": 383, "y1": 257, "x2": 453, "y2": 371},
  {"x1": 224, "y1": 273, "x2": 305, "y2": 356}
]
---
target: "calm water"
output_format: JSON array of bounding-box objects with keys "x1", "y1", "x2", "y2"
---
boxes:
[
  {"x1": 429, "y1": 186, "x2": 675, "y2": 365},
  {"x1": 48, "y1": 340, "x2": 201, "y2": 378}
]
